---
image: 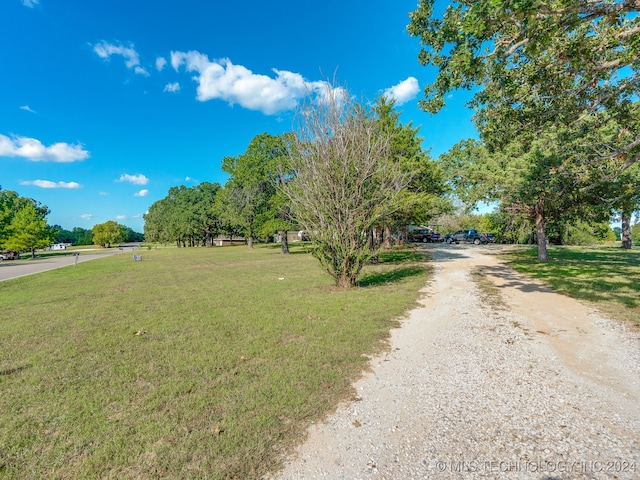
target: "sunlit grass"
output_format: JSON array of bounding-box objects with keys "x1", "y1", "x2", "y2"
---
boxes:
[
  {"x1": 0, "y1": 244, "x2": 429, "y2": 479},
  {"x1": 501, "y1": 246, "x2": 640, "y2": 327}
]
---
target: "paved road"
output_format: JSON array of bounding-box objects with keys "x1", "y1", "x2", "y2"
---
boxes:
[{"x1": 0, "y1": 248, "x2": 130, "y2": 282}]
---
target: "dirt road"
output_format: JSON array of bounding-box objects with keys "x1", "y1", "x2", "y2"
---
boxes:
[{"x1": 275, "y1": 244, "x2": 640, "y2": 479}]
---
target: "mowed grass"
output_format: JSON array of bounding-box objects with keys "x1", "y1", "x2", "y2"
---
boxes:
[
  {"x1": 501, "y1": 246, "x2": 640, "y2": 327},
  {"x1": 0, "y1": 244, "x2": 430, "y2": 479}
]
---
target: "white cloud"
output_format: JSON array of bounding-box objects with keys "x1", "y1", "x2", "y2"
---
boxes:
[
  {"x1": 0, "y1": 134, "x2": 89, "y2": 162},
  {"x1": 163, "y1": 82, "x2": 180, "y2": 93},
  {"x1": 156, "y1": 57, "x2": 167, "y2": 71},
  {"x1": 170, "y1": 51, "x2": 335, "y2": 115},
  {"x1": 93, "y1": 41, "x2": 148, "y2": 76},
  {"x1": 134, "y1": 66, "x2": 150, "y2": 77},
  {"x1": 99, "y1": 191, "x2": 109, "y2": 196},
  {"x1": 383, "y1": 77, "x2": 420, "y2": 105},
  {"x1": 117, "y1": 173, "x2": 149, "y2": 185},
  {"x1": 116, "y1": 215, "x2": 127, "y2": 220},
  {"x1": 20, "y1": 179, "x2": 82, "y2": 189},
  {"x1": 80, "y1": 214, "x2": 93, "y2": 220},
  {"x1": 22, "y1": 0, "x2": 38, "y2": 7},
  {"x1": 20, "y1": 105, "x2": 36, "y2": 113},
  {"x1": 134, "y1": 189, "x2": 149, "y2": 197}
]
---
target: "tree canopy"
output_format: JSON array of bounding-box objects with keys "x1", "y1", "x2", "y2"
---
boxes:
[
  {"x1": 0, "y1": 188, "x2": 53, "y2": 258},
  {"x1": 3, "y1": 201, "x2": 53, "y2": 258},
  {"x1": 408, "y1": 1, "x2": 640, "y2": 149},
  {"x1": 219, "y1": 133, "x2": 294, "y2": 249},
  {"x1": 410, "y1": 0, "x2": 640, "y2": 258},
  {"x1": 372, "y1": 97, "x2": 450, "y2": 243},
  {"x1": 92, "y1": 221, "x2": 126, "y2": 248},
  {"x1": 144, "y1": 182, "x2": 222, "y2": 246},
  {"x1": 51, "y1": 226, "x2": 94, "y2": 246}
]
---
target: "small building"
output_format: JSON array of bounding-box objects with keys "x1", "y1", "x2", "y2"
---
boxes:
[
  {"x1": 51, "y1": 243, "x2": 67, "y2": 250},
  {"x1": 273, "y1": 231, "x2": 308, "y2": 243},
  {"x1": 211, "y1": 236, "x2": 246, "y2": 247}
]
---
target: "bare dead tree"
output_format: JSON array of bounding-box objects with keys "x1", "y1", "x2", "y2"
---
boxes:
[{"x1": 282, "y1": 85, "x2": 408, "y2": 288}]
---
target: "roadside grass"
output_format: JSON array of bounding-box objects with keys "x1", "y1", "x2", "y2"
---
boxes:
[
  {"x1": 501, "y1": 246, "x2": 640, "y2": 328},
  {"x1": 15, "y1": 245, "x2": 118, "y2": 260},
  {"x1": 0, "y1": 244, "x2": 430, "y2": 479}
]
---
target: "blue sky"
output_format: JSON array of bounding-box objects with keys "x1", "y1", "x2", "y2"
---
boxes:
[{"x1": 1, "y1": 0, "x2": 477, "y2": 233}]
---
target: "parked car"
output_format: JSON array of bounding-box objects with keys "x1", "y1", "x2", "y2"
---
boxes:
[
  {"x1": 429, "y1": 231, "x2": 443, "y2": 242},
  {"x1": 408, "y1": 229, "x2": 431, "y2": 243},
  {"x1": 445, "y1": 229, "x2": 488, "y2": 245},
  {"x1": 408, "y1": 229, "x2": 443, "y2": 243}
]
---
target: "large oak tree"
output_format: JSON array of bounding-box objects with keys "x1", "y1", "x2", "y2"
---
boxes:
[{"x1": 409, "y1": 0, "x2": 640, "y2": 258}]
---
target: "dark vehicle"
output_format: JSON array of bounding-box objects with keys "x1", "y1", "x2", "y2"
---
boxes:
[
  {"x1": 445, "y1": 229, "x2": 488, "y2": 245},
  {"x1": 408, "y1": 229, "x2": 431, "y2": 243},
  {"x1": 408, "y1": 229, "x2": 443, "y2": 243},
  {"x1": 483, "y1": 233, "x2": 496, "y2": 243},
  {"x1": 429, "y1": 231, "x2": 443, "y2": 242}
]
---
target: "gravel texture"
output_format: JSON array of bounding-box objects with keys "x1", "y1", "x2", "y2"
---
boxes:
[{"x1": 273, "y1": 245, "x2": 640, "y2": 480}]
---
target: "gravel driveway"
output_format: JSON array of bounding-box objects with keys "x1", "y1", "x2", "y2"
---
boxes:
[{"x1": 274, "y1": 245, "x2": 640, "y2": 479}]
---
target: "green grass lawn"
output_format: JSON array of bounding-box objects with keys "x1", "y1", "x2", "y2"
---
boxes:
[
  {"x1": 0, "y1": 244, "x2": 430, "y2": 479},
  {"x1": 501, "y1": 246, "x2": 640, "y2": 328}
]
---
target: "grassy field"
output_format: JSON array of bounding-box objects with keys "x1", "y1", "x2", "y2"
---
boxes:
[
  {"x1": 0, "y1": 244, "x2": 430, "y2": 479},
  {"x1": 501, "y1": 246, "x2": 640, "y2": 328}
]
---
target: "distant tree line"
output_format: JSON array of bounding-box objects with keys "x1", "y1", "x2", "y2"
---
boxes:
[
  {"x1": 51, "y1": 224, "x2": 144, "y2": 246},
  {"x1": 143, "y1": 93, "x2": 450, "y2": 286},
  {"x1": 51, "y1": 226, "x2": 95, "y2": 245},
  {"x1": 1, "y1": 186, "x2": 144, "y2": 258},
  {"x1": 144, "y1": 76, "x2": 639, "y2": 286},
  {"x1": 144, "y1": 182, "x2": 223, "y2": 247}
]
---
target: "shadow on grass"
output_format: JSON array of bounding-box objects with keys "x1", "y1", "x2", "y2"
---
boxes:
[
  {"x1": 358, "y1": 265, "x2": 427, "y2": 287},
  {"x1": 358, "y1": 248, "x2": 430, "y2": 287},
  {"x1": 377, "y1": 249, "x2": 428, "y2": 264},
  {"x1": 262, "y1": 242, "x2": 311, "y2": 254},
  {"x1": 0, "y1": 364, "x2": 31, "y2": 376},
  {"x1": 502, "y1": 246, "x2": 640, "y2": 318}
]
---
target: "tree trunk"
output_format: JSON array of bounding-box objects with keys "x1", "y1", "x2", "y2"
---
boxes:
[
  {"x1": 621, "y1": 213, "x2": 632, "y2": 249},
  {"x1": 368, "y1": 228, "x2": 379, "y2": 264},
  {"x1": 31, "y1": 247, "x2": 36, "y2": 260},
  {"x1": 247, "y1": 236, "x2": 254, "y2": 249},
  {"x1": 535, "y1": 202, "x2": 549, "y2": 261},
  {"x1": 382, "y1": 225, "x2": 392, "y2": 250},
  {"x1": 280, "y1": 231, "x2": 289, "y2": 254},
  {"x1": 401, "y1": 225, "x2": 409, "y2": 245},
  {"x1": 336, "y1": 271, "x2": 357, "y2": 289}
]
